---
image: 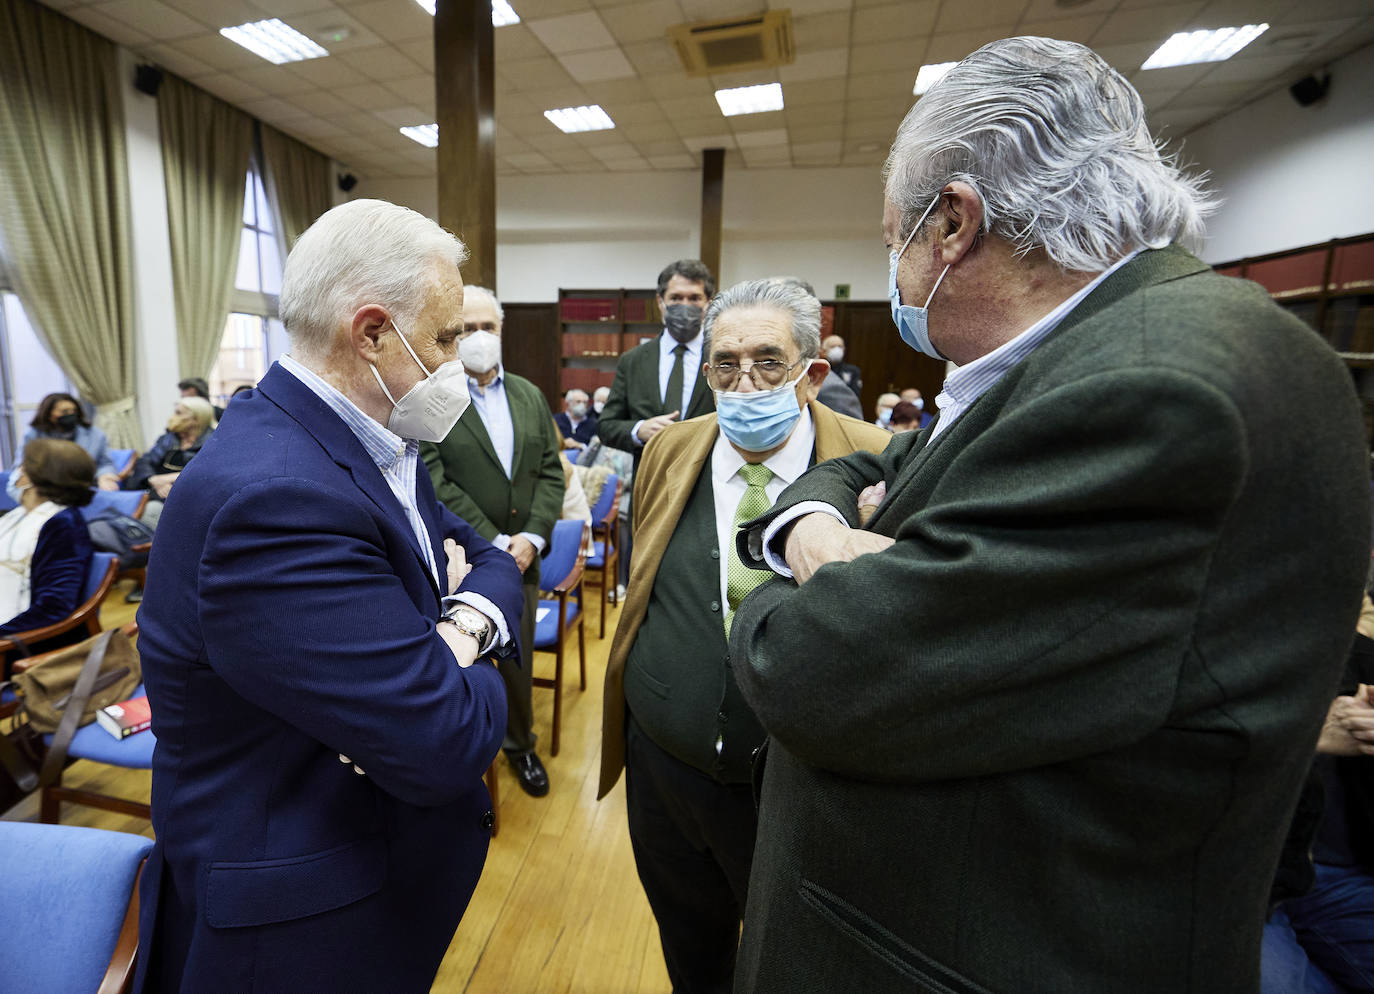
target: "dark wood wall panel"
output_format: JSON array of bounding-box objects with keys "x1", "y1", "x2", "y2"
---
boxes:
[
  {"x1": 826, "y1": 301, "x2": 946, "y2": 419},
  {"x1": 500, "y1": 303, "x2": 560, "y2": 411}
]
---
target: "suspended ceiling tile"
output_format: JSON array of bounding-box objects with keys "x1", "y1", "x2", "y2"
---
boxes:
[
  {"x1": 498, "y1": 55, "x2": 580, "y2": 90},
  {"x1": 933, "y1": 0, "x2": 1028, "y2": 34},
  {"x1": 334, "y1": 43, "x2": 426, "y2": 80},
  {"x1": 285, "y1": 10, "x2": 384, "y2": 53},
  {"x1": 734, "y1": 127, "x2": 789, "y2": 147},
  {"x1": 1089, "y1": 39, "x2": 1161, "y2": 73},
  {"x1": 371, "y1": 104, "x2": 430, "y2": 126},
  {"x1": 336, "y1": 81, "x2": 407, "y2": 109},
  {"x1": 646, "y1": 153, "x2": 697, "y2": 169},
  {"x1": 791, "y1": 139, "x2": 843, "y2": 157},
  {"x1": 588, "y1": 141, "x2": 642, "y2": 159},
  {"x1": 506, "y1": 151, "x2": 557, "y2": 168},
  {"x1": 1017, "y1": 14, "x2": 1110, "y2": 46},
  {"x1": 641, "y1": 71, "x2": 714, "y2": 98},
  {"x1": 1194, "y1": 51, "x2": 1305, "y2": 83},
  {"x1": 616, "y1": 119, "x2": 680, "y2": 141},
  {"x1": 789, "y1": 100, "x2": 846, "y2": 124},
  {"x1": 792, "y1": 11, "x2": 850, "y2": 49},
  {"x1": 238, "y1": 95, "x2": 315, "y2": 122},
  {"x1": 65, "y1": 6, "x2": 153, "y2": 46},
  {"x1": 580, "y1": 76, "x2": 654, "y2": 105},
  {"x1": 852, "y1": 1, "x2": 938, "y2": 43},
  {"x1": 1192, "y1": 0, "x2": 1288, "y2": 19},
  {"x1": 621, "y1": 38, "x2": 683, "y2": 74},
  {"x1": 510, "y1": 0, "x2": 596, "y2": 16},
  {"x1": 496, "y1": 91, "x2": 542, "y2": 116},
  {"x1": 780, "y1": 78, "x2": 846, "y2": 105},
  {"x1": 86, "y1": 0, "x2": 203, "y2": 40},
  {"x1": 786, "y1": 121, "x2": 842, "y2": 143},
  {"x1": 728, "y1": 108, "x2": 786, "y2": 130},
  {"x1": 923, "y1": 27, "x2": 1009, "y2": 62},
  {"x1": 778, "y1": 46, "x2": 849, "y2": 82},
  {"x1": 680, "y1": 0, "x2": 763, "y2": 18},
  {"x1": 196, "y1": 73, "x2": 271, "y2": 103},
  {"x1": 605, "y1": 157, "x2": 652, "y2": 170},
  {"x1": 526, "y1": 10, "x2": 618, "y2": 54},
  {"x1": 384, "y1": 74, "x2": 434, "y2": 105},
  {"x1": 393, "y1": 38, "x2": 434, "y2": 71},
  {"x1": 600, "y1": 98, "x2": 667, "y2": 123},
  {"x1": 850, "y1": 39, "x2": 931, "y2": 74},
  {"x1": 600, "y1": 0, "x2": 685, "y2": 44},
  {"x1": 741, "y1": 145, "x2": 791, "y2": 167},
  {"x1": 1020, "y1": 0, "x2": 1115, "y2": 21},
  {"x1": 636, "y1": 137, "x2": 690, "y2": 155},
  {"x1": 845, "y1": 70, "x2": 913, "y2": 100},
  {"x1": 519, "y1": 83, "x2": 594, "y2": 111},
  {"x1": 160, "y1": 0, "x2": 261, "y2": 28},
  {"x1": 774, "y1": 0, "x2": 853, "y2": 14},
  {"x1": 345, "y1": 0, "x2": 434, "y2": 44},
  {"x1": 135, "y1": 41, "x2": 217, "y2": 79},
  {"x1": 1131, "y1": 63, "x2": 1213, "y2": 98},
  {"x1": 288, "y1": 55, "x2": 368, "y2": 89},
  {"x1": 558, "y1": 46, "x2": 638, "y2": 82},
  {"x1": 1162, "y1": 79, "x2": 1262, "y2": 107},
  {"x1": 1091, "y1": 3, "x2": 1208, "y2": 46},
  {"x1": 709, "y1": 67, "x2": 780, "y2": 89},
  {"x1": 656, "y1": 94, "x2": 720, "y2": 118},
  {"x1": 681, "y1": 132, "x2": 737, "y2": 151},
  {"x1": 494, "y1": 23, "x2": 554, "y2": 60},
  {"x1": 327, "y1": 110, "x2": 389, "y2": 133},
  {"x1": 234, "y1": 63, "x2": 322, "y2": 96}
]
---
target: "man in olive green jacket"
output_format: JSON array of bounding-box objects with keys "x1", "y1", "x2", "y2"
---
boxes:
[
  {"x1": 728, "y1": 39, "x2": 1371, "y2": 994},
  {"x1": 422, "y1": 286, "x2": 564, "y2": 797}
]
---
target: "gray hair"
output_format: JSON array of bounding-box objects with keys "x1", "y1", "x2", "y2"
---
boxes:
[
  {"x1": 463, "y1": 284, "x2": 504, "y2": 321},
  {"x1": 280, "y1": 199, "x2": 468, "y2": 355},
  {"x1": 702, "y1": 278, "x2": 821, "y2": 361},
  {"x1": 883, "y1": 36, "x2": 1216, "y2": 273}
]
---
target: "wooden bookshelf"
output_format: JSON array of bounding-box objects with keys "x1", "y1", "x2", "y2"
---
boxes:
[{"x1": 558, "y1": 288, "x2": 662, "y2": 393}]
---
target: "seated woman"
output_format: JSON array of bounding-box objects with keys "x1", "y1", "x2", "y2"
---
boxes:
[
  {"x1": 0, "y1": 439, "x2": 96, "y2": 674},
  {"x1": 124, "y1": 396, "x2": 215, "y2": 529},
  {"x1": 16, "y1": 392, "x2": 120, "y2": 491}
]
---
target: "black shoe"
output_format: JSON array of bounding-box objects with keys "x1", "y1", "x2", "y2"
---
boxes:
[{"x1": 509, "y1": 752, "x2": 549, "y2": 797}]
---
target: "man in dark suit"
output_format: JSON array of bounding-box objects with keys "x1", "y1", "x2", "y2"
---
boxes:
[
  {"x1": 728, "y1": 38, "x2": 1371, "y2": 994},
  {"x1": 598, "y1": 279, "x2": 890, "y2": 994},
  {"x1": 135, "y1": 200, "x2": 524, "y2": 993},
  {"x1": 596, "y1": 259, "x2": 716, "y2": 471},
  {"x1": 422, "y1": 285, "x2": 564, "y2": 797},
  {"x1": 553, "y1": 388, "x2": 597, "y2": 450}
]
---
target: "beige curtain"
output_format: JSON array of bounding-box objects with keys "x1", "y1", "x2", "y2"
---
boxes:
[
  {"x1": 0, "y1": 0, "x2": 141, "y2": 447},
  {"x1": 157, "y1": 75, "x2": 253, "y2": 380},
  {"x1": 261, "y1": 125, "x2": 334, "y2": 253}
]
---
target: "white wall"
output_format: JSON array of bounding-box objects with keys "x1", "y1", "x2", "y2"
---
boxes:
[
  {"x1": 1185, "y1": 43, "x2": 1374, "y2": 264},
  {"x1": 360, "y1": 164, "x2": 890, "y2": 302},
  {"x1": 118, "y1": 46, "x2": 181, "y2": 448}
]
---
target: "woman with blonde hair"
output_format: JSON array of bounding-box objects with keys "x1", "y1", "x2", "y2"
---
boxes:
[{"x1": 124, "y1": 395, "x2": 216, "y2": 529}]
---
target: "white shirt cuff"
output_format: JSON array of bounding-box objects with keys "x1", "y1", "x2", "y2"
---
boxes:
[
  {"x1": 630, "y1": 420, "x2": 646, "y2": 447},
  {"x1": 759, "y1": 501, "x2": 850, "y2": 578},
  {"x1": 491, "y1": 533, "x2": 510, "y2": 552},
  {"x1": 517, "y1": 531, "x2": 546, "y2": 554},
  {"x1": 442, "y1": 592, "x2": 512, "y2": 653}
]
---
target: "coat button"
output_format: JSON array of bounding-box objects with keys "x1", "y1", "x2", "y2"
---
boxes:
[
  {"x1": 510, "y1": 509, "x2": 518, "y2": 517},
  {"x1": 717, "y1": 711, "x2": 728, "y2": 724},
  {"x1": 709, "y1": 600, "x2": 720, "y2": 612},
  {"x1": 710, "y1": 549, "x2": 720, "y2": 559},
  {"x1": 481, "y1": 810, "x2": 495, "y2": 830}
]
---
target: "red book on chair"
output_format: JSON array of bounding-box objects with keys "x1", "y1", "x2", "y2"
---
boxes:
[{"x1": 96, "y1": 696, "x2": 151, "y2": 739}]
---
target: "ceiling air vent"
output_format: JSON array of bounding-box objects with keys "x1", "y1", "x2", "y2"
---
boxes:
[{"x1": 668, "y1": 10, "x2": 794, "y2": 77}]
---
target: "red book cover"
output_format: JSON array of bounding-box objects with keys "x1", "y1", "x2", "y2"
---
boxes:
[{"x1": 96, "y1": 696, "x2": 151, "y2": 739}]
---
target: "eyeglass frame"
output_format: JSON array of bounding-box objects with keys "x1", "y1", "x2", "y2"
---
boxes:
[{"x1": 703, "y1": 356, "x2": 811, "y2": 392}]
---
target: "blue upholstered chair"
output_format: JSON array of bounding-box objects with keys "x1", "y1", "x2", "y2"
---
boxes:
[
  {"x1": 583, "y1": 474, "x2": 622, "y2": 639},
  {"x1": 0, "y1": 821, "x2": 152, "y2": 994},
  {"x1": 80, "y1": 489, "x2": 149, "y2": 522},
  {"x1": 107, "y1": 448, "x2": 136, "y2": 479},
  {"x1": 0, "y1": 552, "x2": 119, "y2": 663},
  {"x1": 532, "y1": 518, "x2": 587, "y2": 756}
]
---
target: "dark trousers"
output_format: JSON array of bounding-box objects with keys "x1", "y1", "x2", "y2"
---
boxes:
[
  {"x1": 1268, "y1": 861, "x2": 1374, "y2": 993},
  {"x1": 624, "y1": 712, "x2": 758, "y2": 994},
  {"x1": 500, "y1": 581, "x2": 537, "y2": 755}
]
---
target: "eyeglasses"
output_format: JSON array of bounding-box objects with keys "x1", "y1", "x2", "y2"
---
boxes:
[{"x1": 704, "y1": 357, "x2": 805, "y2": 391}]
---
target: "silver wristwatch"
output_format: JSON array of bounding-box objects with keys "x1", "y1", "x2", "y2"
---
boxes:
[{"x1": 443, "y1": 604, "x2": 491, "y2": 649}]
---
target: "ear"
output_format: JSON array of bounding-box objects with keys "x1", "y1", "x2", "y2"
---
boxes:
[
  {"x1": 802, "y1": 358, "x2": 829, "y2": 399},
  {"x1": 937, "y1": 181, "x2": 985, "y2": 266},
  {"x1": 350, "y1": 304, "x2": 393, "y2": 363}
]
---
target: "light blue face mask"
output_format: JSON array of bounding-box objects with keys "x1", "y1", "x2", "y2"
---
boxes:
[
  {"x1": 6, "y1": 467, "x2": 27, "y2": 505},
  {"x1": 889, "y1": 193, "x2": 951, "y2": 361},
  {"x1": 715, "y1": 369, "x2": 808, "y2": 453}
]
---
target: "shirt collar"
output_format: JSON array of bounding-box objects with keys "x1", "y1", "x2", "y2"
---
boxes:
[
  {"x1": 279, "y1": 353, "x2": 408, "y2": 473},
  {"x1": 941, "y1": 249, "x2": 1142, "y2": 404},
  {"x1": 660, "y1": 330, "x2": 703, "y2": 355},
  {"x1": 468, "y1": 364, "x2": 505, "y2": 395},
  {"x1": 712, "y1": 405, "x2": 814, "y2": 487}
]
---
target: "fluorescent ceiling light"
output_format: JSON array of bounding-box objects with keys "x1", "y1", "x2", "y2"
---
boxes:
[
  {"x1": 913, "y1": 62, "x2": 958, "y2": 95},
  {"x1": 400, "y1": 124, "x2": 439, "y2": 148},
  {"x1": 1141, "y1": 24, "x2": 1269, "y2": 69},
  {"x1": 219, "y1": 19, "x2": 327, "y2": 64},
  {"x1": 412, "y1": 0, "x2": 521, "y2": 25},
  {"x1": 715, "y1": 83, "x2": 784, "y2": 117},
  {"x1": 543, "y1": 105, "x2": 616, "y2": 133}
]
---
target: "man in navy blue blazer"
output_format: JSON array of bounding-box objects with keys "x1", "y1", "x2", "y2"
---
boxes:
[{"x1": 134, "y1": 200, "x2": 524, "y2": 993}]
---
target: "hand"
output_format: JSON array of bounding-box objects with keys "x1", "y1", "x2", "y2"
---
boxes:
[
  {"x1": 97, "y1": 474, "x2": 120, "y2": 492},
  {"x1": 637, "y1": 411, "x2": 679, "y2": 443},
  {"x1": 561, "y1": 436, "x2": 583, "y2": 451},
  {"x1": 507, "y1": 535, "x2": 537, "y2": 574},
  {"x1": 783, "y1": 512, "x2": 895, "y2": 585},
  {"x1": 444, "y1": 538, "x2": 472, "y2": 595},
  {"x1": 1318, "y1": 684, "x2": 1374, "y2": 756},
  {"x1": 149, "y1": 472, "x2": 179, "y2": 498},
  {"x1": 857, "y1": 482, "x2": 886, "y2": 526},
  {"x1": 437, "y1": 619, "x2": 483, "y2": 668}
]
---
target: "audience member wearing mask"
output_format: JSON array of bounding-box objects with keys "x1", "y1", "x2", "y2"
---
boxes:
[
  {"x1": 597, "y1": 259, "x2": 716, "y2": 474},
  {"x1": 727, "y1": 37, "x2": 1369, "y2": 994},
  {"x1": 555, "y1": 388, "x2": 597, "y2": 450},
  {"x1": 124, "y1": 396, "x2": 216, "y2": 529},
  {"x1": 822, "y1": 334, "x2": 863, "y2": 397},
  {"x1": 900, "y1": 387, "x2": 934, "y2": 428},
  {"x1": 592, "y1": 386, "x2": 610, "y2": 417},
  {"x1": 598, "y1": 278, "x2": 889, "y2": 994},
  {"x1": 0, "y1": 439, "x2": 95, "y2": 672},
  {"x1": 873, "y1": 391, "x2": 899, "y2": 430},
  {"x1": 889, "y1": 400, "x2": 923, "y2": 433},
  {"x1": 421, "y1": 285, "x2": 565, "y2": 799},
  {"x1": 17, "y1": 392, "x2": 120, "y2": 490}
]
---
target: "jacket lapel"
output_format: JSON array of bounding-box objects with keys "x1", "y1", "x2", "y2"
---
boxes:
[
  {"x1": 256, "y1": 363, "x2": 442, "y2": 600},
  {"x1": 453, "y1": 403, "x2": 505, "y2": 477}
]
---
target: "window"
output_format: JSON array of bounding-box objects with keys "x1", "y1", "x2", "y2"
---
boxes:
[
  {"x1": 0, "y1": 293, "x2": 78, "y2": 466},
  {"x1": 209, "y1": 160, "x2": 287, "y2": 408}
]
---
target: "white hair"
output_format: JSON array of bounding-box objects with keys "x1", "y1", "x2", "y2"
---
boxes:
[
  {"x1": 702, "y1": 278, "x2": 821, "y2": 360},
  {"x1": 884, "y1": 36, "x2": 1216, "y2": 273},
  {"x1": 463, "y1": 284, "x2": 504, "y2": 321},
  {"x1": 280, "y1": 199, "x2": 468, "y2": 355}
]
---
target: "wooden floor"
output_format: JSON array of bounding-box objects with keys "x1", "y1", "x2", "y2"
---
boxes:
[{"x1": 4, "y1": 579, "x2": 672, "y2": 994}]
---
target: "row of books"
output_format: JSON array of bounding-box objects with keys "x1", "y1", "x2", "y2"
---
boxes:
[
  {"x1": 559, "y1": 297, "x2": 661, "y2": 323},
  {"x1": 561, "y1": 332, "x2": 660, "y2": 357},
  {"x1": 559, "y1": 368, "x2": 616, "y2": 393}
]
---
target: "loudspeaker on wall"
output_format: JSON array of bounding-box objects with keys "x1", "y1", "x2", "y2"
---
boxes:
[
  {"x1": 133, "y1": 64, "x2": 163, "y2": 96},
  {"x1": 1290, "y1": 73, "x2": 1331, "y2": 107}
]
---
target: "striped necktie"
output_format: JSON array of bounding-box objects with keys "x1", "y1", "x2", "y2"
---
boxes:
[{"x1": 725, "y1": 462, "x2": 774, "y2": 635}]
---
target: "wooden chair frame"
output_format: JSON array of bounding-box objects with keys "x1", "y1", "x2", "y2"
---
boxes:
[
  {"x1": 532, "y1": 523, "x2": 588, "y2": 756},
  {"x1": 0, "y1": 556, "x2": 119, "y2": 670},
  {"x1": 97, "y1": 858, "x2": 147, "y2": 994},
  {"x1": 584, "y1": 478, "x2": 623, "y2": 639}
]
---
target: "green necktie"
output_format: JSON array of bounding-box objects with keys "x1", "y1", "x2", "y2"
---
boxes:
[
  {"x1": 664, "y1": 342, "x2": 686, "y2": 414},
  {"x1": 725, "y1": 462, "x2": 774, "y2": 635}
]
